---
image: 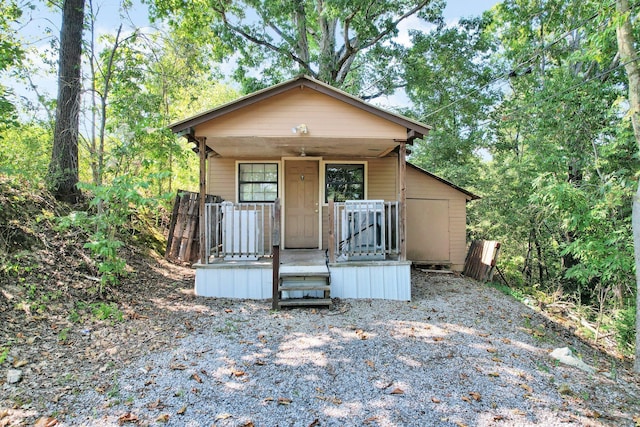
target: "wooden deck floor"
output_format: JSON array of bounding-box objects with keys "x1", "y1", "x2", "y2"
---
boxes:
[{"x1": 280, "y1": 249, "x2": 327, "y2": 267}]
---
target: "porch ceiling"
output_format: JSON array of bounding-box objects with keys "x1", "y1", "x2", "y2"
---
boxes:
[{"x1": 203, "y1": 136, "x2": 398, "y2": 158}]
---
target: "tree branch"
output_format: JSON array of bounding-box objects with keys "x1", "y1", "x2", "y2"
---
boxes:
[{"x1": 213, "y1": 4, "x2": 317, "y2": 78}]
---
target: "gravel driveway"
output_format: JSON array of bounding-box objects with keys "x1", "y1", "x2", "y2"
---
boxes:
[{"x1": 53, "y1": 271, "x2": 639, "y2": 426}]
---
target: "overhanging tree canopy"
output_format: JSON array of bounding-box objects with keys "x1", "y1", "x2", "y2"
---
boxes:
[{"x1": 145, "y1": 0, "x2": 444, "y2": 97}]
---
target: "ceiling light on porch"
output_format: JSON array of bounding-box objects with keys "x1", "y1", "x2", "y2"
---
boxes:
[{"x1": 292, "y1": 123, "x2": 308, "y2": 134}]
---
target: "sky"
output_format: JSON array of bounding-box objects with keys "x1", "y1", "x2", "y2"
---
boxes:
[{"x1": 10, "y1": 0, "x2": 501, "y2": 112}]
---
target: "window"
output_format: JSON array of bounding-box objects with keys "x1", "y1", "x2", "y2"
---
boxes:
[
  {"x1": 238, "y1": 163, "x2": 278, "y2": 202},
  {"x1": 325, "y1": 163, "x2": 365, "y2": 202}
]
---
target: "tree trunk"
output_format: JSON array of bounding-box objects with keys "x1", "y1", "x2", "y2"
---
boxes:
[
  {"x1": 615, "y1": 0, "x2": 640, "y2": 372},
  {"x1": 48, "y1": 0, "x2": 85, "y2": 203}
]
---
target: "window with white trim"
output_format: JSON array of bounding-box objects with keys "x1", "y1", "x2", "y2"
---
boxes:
[
  {"x1": 325, "y1": 163, "x2": 365, "y2": 202},
  {"x1": 238, "y1": 163, "x2": 278, "y2": 202}
]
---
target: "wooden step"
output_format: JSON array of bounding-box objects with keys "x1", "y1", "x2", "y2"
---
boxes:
[
  {"x1": 278, "y1": 285, "x2": 331, "y2": 292},
  {"x1": 279, "y1": 271, "x2": 330, "y2": 278},
  {"x1": 278, "y1": 298, "x2": 332, "y2": 308}
]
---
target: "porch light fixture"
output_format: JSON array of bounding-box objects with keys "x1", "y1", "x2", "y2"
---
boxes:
[{"x1": 292, "y1": 123, "x2": 308, "y2": 134}]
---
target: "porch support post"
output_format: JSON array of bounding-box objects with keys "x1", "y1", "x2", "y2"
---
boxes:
[
  {"x1": 328, "y1": 199, "x2": 336, "y2": 263},
  {"x1": 198, "y1": 136, "x2": 207, "y2": 264},
  {"x1": 272, "y1": 198, "x2": 281, "y2": 310},
  {"x1": 399, "y1": 140, "x2": 407, "y2": 261}
]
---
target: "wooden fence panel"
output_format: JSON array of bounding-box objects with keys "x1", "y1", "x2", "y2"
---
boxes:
[
  {"x1": 463, "y1": 240, "x2": 501, "y2": 282},
  {"x1": 165, "y1": 190, "x2": 221, "y2": 263}
]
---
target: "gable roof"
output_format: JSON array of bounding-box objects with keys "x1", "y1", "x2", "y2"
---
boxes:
[
  {"x1": 170, "y1": 75, "x2": 432, "y2": 141},
  {"x1": 407, "y1": 161, "x2": 481, "y2": 201}
]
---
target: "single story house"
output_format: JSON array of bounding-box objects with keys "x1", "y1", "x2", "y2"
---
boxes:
[{"x1": 170, "y1": 75, "x2": 478, "y2": 307}]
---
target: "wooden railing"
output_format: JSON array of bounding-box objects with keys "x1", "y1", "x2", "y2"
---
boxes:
[
  {"x1": 330, "y1": 200, "x2": 400, "y2": 261},
  {"x1": 204, "y1": 202, "x2": 273, "y2": 262}
]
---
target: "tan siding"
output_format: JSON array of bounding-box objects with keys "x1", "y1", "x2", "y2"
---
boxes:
[
  {"x1": 406, "y1": 166, "x2": 468, "y2": 200},
  {"x1": 449, "y1": 199, "x2": 467, "y2": 269},
  {"x1": 197, "y1": 88, "x2": 407, "y2": 139},
  {"x1": 367, "y1": 157, "x2": 397, "y2": 201},
  {"x1": 405, "y1": 166, "x2": 468, "y2": 271},
  {"x1": 207, "y1": 158, "x2": 236, "y2": 202}
]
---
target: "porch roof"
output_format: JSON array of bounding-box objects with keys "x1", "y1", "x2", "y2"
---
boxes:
[{"x1": 170, "y1": 75, "x2": 432, "y2": 158}]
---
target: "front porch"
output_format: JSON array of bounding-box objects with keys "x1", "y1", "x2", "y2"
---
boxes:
[
  {"x1": 194, "y1": 200, "x2": 411, "y2": 304},
  {"x1": 194, "y1": 249, "x2": 411, "y2": 302}
]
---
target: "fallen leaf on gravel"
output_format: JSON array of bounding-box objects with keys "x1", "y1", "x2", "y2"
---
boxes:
[
  {"x1": 431, "y1": 397, "x2": 441, "y2": 403},
  {"x1": 558, "y1": 384, "x2": 573, "y2": 395},
  {"x1": 155, "y1": 414, "x2": 169, "y2": 423},
  {"x1": 240, "y1": 422, "x2": 254, "y2": 427},
  {"x1": 487, "y1": 348, "x2": 498, "y2": 353},
  {"x1": 364, "y1": 416, "x2": 379, "y2": 424},
  {"x1": 433, "y1": 337, "x2": 444, "y2": 342},
  {"x1": 390, "y1": 388, "x2": 405, "y2": 395},
  {"x1": 520, "y1": 384, "x2": 532, "y2": 393},
  {"x1": 315, "y1": 395, "x2": 342, "y2": 405},
  {"x1": 232, "y1": 370, "x2": 245, "y2": 377},
  {"x1": 278, "y1": 397, "x2": 292, "y2": 405},
  {"x1": 255, "y1": 359, "x2": 267, "y2": 366},
  {"x1": 469, "y1": 392, "x2": 481, "y2": 401},
  {"x1": 192, "y1": 373, "x2": 203, "y2": 383},
  {"x1": 501, "y1": 338, "x2": 511, "y2": 344},
  {"x1": 355, "y1": 329, "x2": 368, "y2": 340},
  {"x1": 34, "y1": 417, "x2": 58, "y2": 427},
  {"x1": 177, "y1": 406, "x2": 186, "y2": 415},
  {"x1": 488, "y1": 372, "x2": 500, "y2": 377},
  {"x1": 147, "y1": 399, "x2": 165, "y2": 410},
  {"x1": 461, "y1": 395, "x2": 472, "y2": 403},
  {"x1": 224, "y1": 309, "x2": 233, "y2": 313},
  {"x1": 478, "y1": 333, "x2": 490, "y2": 337},
  {"x1": 493, "y1": 415, "x2": 504, "y2": 421},
  {"x1": 309, "y1": 419, "x2": 320, "y2": 427},
  {"x1": 170, "y1": 363, "x2": 187, "y2": 370},
  {"x1": 216, "y1": 412, "x2": 233, "y2": 420},
  {"x1": 13, "y1": 360, "x2": 27, "y2": 368},
  {"x1": 491, "y1": 357, "x2": 502, "y2": 363},
  {"x1": 263, "y1": 397, "x2": 274, "y2": 403},
  {"x1": 117, "y1": 412, "x2": 139, "y2": 425},
  {"x1": 455, "y1": 422, "x2": 469, "y2": 427},
  {"x1": 512, "y1": 409, "x2": 526, "y2": 416},
  {"x1": 586, "y1": 411, "x2": 601, "y2": 419},
  {"x1": 365, "y1": 360, "x2": 375, "y2": 368}
]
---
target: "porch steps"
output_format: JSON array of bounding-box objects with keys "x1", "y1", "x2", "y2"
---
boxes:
[{"x1": 277, "y1": 265, "x2": 332, "y2": 308}]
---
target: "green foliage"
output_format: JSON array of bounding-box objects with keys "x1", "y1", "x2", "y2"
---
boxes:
[
  {"x1": 0, "y1": 345, "x2": 9, "y2": 364},
  {"x1": 0, "y1": 122, "x2": 53, "y2": 183},
  {"x1": 0, "y1": 0, "x2": 26, "y2": 129},
  {"x1": 146, "y1": 0, "x2": 445, "y2": 97},
  {"x1": 77, "y1": 174, "x2": 164, "y2": 292},
  {"x1": 54, "y1": 173, "x2": 167, "y2": 293},
  {"x1": 615, "y1": 301, "x2": 636, "y2": 356},
  {"x1": 90, "y1": 302, "x2": 124, "y2": 323}
]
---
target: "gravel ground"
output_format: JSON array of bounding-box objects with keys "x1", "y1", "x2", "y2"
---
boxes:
[{"x1": 36, "y1": 271, "x2": 640, "y2": 426}]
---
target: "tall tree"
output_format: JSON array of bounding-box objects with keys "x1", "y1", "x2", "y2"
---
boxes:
[
  {"x1": 48, "y1": 0, "x2": 85, "y2": 203},
  {"x1": 615, "y1": 0, "x2": 640, "y2": 372},
  {"x1": 146, "y1": 0, "x2": 444, "y2": 97}
]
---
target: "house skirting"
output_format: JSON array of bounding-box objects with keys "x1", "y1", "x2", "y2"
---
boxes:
[{"x1": 193, "y1": 261, "x2": 411, "y2": 301}]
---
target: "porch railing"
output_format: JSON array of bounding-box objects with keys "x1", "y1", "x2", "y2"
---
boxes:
[
  {"x1": 331, "y1": 200, "x2": 399, "y2": 261},
  {"x1": 204, "y1": 202, "x2": 273, "y2": 262}
]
